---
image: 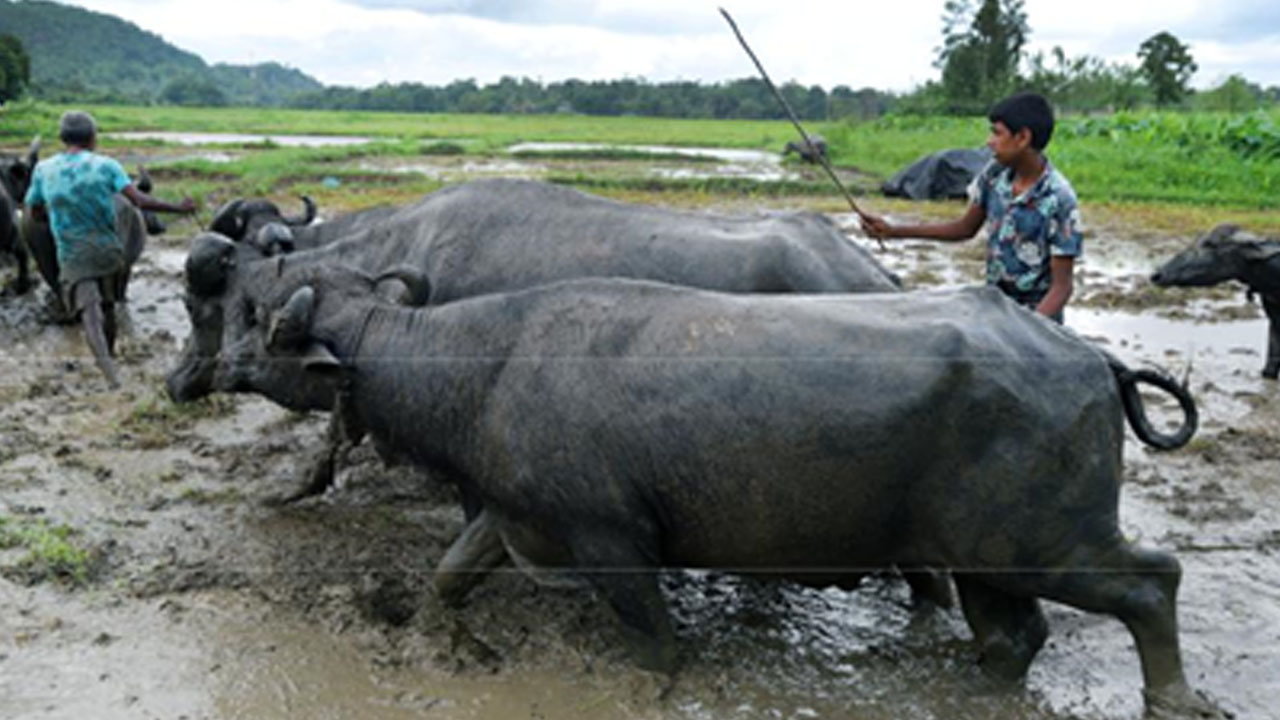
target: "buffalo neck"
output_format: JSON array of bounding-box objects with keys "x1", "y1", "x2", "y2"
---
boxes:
[{"x1": 318, "y1": 299, "x2": 505, "y2": 473}]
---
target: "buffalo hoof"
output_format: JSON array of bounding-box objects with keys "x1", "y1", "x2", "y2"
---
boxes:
[
  {"x1": 261, "y1": 460, "x2": 334, "y2": 506},
  {"x1": 1143, "y1": 684, "x2": 1232, "y2": 719}
]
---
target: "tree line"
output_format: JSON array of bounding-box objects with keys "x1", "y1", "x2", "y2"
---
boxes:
[{"x1": 4, "y1": 0, "x2": 1279, "y2": 117}]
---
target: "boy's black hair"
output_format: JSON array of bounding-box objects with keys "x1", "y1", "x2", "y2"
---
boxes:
[
  {"x1": 989, "y1": 92, "x2": 1054, "y2": 151},
  {"x1": 58, "y1": 111, "x2": 97, "y2": 147}
]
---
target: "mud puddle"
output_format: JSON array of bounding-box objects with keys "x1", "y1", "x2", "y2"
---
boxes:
[{"x1": 3, "y1": 206, "x2": 1279, "y2": 720}]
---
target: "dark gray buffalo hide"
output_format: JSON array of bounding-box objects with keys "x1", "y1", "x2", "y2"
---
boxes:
[
  {"x1": 0, "y1": 137, "x2": 40, "y2": 295},
  {"x1": 1152, "y1": 223, "x2": 1280, "y2": 379},
  {"x1": 209, "y1": 195, "x2": 317, "y2": 248},
  {"x1": 169, "y1": 178, "x2": 900, "y2": 405},
  {"x1": 213, "y1": 267, "x2": 1216, "y2": 719},
  {"x1": 782, "y1": 135, "x2": 827, "y2": 163},
  {"x1": 167, "y1": 178, "x2": 902, "y2": 501}
]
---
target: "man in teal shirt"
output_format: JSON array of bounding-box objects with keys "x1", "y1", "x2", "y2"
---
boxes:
[{"x1": 25, "y1": 111, "x2": 195, "y2": 388}]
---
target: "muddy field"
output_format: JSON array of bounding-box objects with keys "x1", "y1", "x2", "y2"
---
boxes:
[{"x1": 2, "y1": 174, "x2": 1279, "y2": 720}]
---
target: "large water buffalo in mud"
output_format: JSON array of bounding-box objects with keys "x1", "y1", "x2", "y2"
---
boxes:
[
  {"x1": 208, "y1": 264, "x2": 1215, "y2": 718},
  {"x1": 166, "y1": 180, "x2": 904, "y2": 499},
  {"x1": 0, "y1": 137, "x2": 40, "y2": 294},
  {"x1": 169, "y1": 178, "x2": 901, "y2": 405},
  {"x1": 1152, "y1": 223, "x2": 1280, "y2": 379}
]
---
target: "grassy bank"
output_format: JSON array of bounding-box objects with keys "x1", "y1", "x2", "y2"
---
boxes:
[{"x1": 3, "y1": 102, "x2": 1278, "y2": 219}]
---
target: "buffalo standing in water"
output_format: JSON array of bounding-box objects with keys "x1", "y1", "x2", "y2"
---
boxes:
[
  {"x1": 1152, "y1": 223, "x2": 1280, "y2": 379},
  {"x1": 210, "y1": 263, "x2": 1214, "y2": 719}
]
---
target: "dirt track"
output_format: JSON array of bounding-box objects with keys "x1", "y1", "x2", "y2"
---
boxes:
[{"x1": 2, "y1": 205, "x2": 1278, "y2": 720}]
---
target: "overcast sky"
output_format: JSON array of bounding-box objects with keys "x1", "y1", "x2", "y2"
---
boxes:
[{"x1": 69, "y1": 0, "x2": 1280, "y2": 91}]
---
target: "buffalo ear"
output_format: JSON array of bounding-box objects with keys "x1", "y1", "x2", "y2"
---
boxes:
[
  {"x1": 300, "y1": 342, "x2": 342, "y2": 374},
  {"x1": 1242, "y1": 241, "x2": 1280, "y2": 262},
  {"x1": 267, "y1": 286, "x2": 315, "y2": 350}
]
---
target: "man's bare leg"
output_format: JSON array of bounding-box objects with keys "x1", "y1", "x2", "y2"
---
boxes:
[{"x1": 75, "y1": 281, "x2": 120, "y2": 388}]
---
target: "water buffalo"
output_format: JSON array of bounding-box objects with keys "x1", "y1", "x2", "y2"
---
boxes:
[
  {"x1": 211, "y1": 264, "x2": 1214, "y2": 718},
  {"x1": 209, "y1": 195, "x2": 317, "y2": 245},
  {"x1": 782, "y1": 135, "x2": 827, "y2": 164},
  {"x1": 0, "y1": 137, "x2": 40, "y2": 294},
  {"x1": 1152, "y1": 223, "x2": 1280, "y2": 379},
  {"x1": 168, "y1": 178, "x2": 902, "y2": 485}
]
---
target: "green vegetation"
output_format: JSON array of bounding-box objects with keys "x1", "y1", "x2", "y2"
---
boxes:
[
  {"x1": 0, "y1": 32, "x2": 30, "y2": 103},
  {"x1": 0, "y1": 515, "x2": 92, "y2": 585},
  {"x1": 118, "y1": 390, "x2": 236, "y2": 449},
  {"x1": 0, "y1": 0, "x2": 321, "y2": 105},
  {"x1": 3, "y1": 101, "x2": 1277, "y2": 213}
]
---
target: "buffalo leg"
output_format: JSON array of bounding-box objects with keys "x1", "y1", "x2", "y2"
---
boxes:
[
  {"x1": 574, "y1": 538, "x2": 678, "y2": 674},
  {"x1": 985, "y1": 538, "x2": 1223, "y2": 718},
  {"x1": 11, "y1": 240, "x2": 31, "y2": 294},
  {"x1": 434, "y1": 509, "x2": 509, "y2": 607},
  {"x1": 953, "y1": 574, "x2": 1047, "y2": 681},
  {"x1": 900, "y1": 566, "x2": 953, "y2": 610},
  {"x1": 1262, "y1": 296, "x2": 1279, "y2": 380},
  {"x1": 272, "y1": 395, "x2": 366, "y2": 504}
]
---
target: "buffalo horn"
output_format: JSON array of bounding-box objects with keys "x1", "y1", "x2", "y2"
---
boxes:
[
  {"x1": 184, "y1": 233, "x2": 238, "y2": 297},
  {"x1": 210, "y1": 199, "x2": 246, "y2": 238},
  {"x1": 25, "y1": 135, "x2": 41, "y2": 170},
  {"x1": 374, "y1": 265, "x2": 431, "y2": 306},
  {"x1": 284, "y1": 196, "x2": 317, "y2": 227},
  {"x1": 268, "y1": 286, "x2": 316, "y2": 350}
]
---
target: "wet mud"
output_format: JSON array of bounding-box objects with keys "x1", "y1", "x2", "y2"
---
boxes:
[{"x1": 2, "y1": 196, "x2": 1278, "y2": 720}]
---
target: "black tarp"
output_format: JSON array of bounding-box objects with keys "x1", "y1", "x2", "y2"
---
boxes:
[{"x1": 881, "y1": 148, "x2": 993, "y2": 200}]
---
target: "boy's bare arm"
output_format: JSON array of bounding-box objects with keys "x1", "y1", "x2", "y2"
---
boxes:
[
  {"x1": 1036, "y1": 256, "x2": 1075, "y2": 318},
  {"x1": 862, "y1": 204, "x2": 985, "y2": 242}
]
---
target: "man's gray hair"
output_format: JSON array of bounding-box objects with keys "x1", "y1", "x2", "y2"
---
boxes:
[{"x1": 59, "y1": 111, "x2": 98, "y2": 146}]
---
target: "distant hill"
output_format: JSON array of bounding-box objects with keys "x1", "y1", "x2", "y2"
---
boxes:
[{"x1": 0, "y1": 0, "x2": 323, "y2": 105}]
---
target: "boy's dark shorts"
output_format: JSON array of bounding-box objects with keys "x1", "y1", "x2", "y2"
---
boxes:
[{"x1": 62, "y1": 276, "x2": 119, "y2": 318}]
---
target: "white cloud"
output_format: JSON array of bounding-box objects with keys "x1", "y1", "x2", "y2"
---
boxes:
[{"x1": 67, "y1": 0, "x2": 1280, "y2": 90}]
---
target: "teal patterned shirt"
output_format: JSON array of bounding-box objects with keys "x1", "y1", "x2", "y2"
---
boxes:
[
  {"x1": 967, "y1": 158, "x2": 1083, "y2": 303},
  {"x1": 24, "y1": 150, "x2": 133, "y2": 285}
]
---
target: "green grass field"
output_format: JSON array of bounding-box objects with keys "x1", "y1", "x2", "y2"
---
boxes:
[{"x1": 3, "y1": 102, "x2": 1279, "y2": 230}]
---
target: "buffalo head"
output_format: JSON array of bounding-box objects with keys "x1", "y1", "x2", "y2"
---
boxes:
[
  {"x1": 1151, "y1": 224, "x2": 1280, "y2": 287},
  {"x1": 212, "y1": 262, "x2": 427, "y2": 410},
  {"x1": 166, "y1": 231, "x2": 427, "y2": 411},
  {"x1": 210, "y1": 195, "x2": 316, "y2": 243},
  {"x1": 0, "y1": 136, "x2": 41, "y2": 203}
]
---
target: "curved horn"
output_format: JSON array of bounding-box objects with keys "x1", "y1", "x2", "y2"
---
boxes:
[
  {"x1": 374, "y1": 265, "x2": 431, "y2": 306},
  {"x1": 284, "y1": 196, "x2": 317, "y2": 227},
  {"x1": 252, "y1": 222, "x2": 296, "y2": 256},
  {"x1": 210, "y1": 199, "x2": 246, "y2": 239},
  {"x1": 268, "y1": 286, "x2": 316, "y2": 350},
  {"x1": 26, "y1": 135, "x2": 41, "y2": 169},
  {"x1": 184, "y1": 233, "x2": 238, "y2": 297}
]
